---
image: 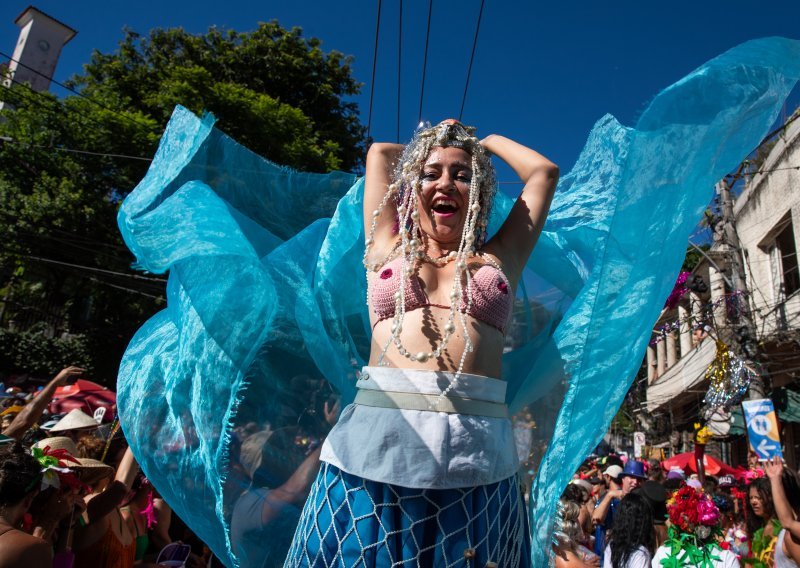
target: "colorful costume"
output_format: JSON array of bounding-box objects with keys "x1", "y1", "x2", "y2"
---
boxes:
[{"x1": 117, "y1": 38, "x2": 800, "y2": 566}]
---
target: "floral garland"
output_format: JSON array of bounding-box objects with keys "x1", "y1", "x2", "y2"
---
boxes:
[
  {"x1": 744, "y1": 519, "x2": 782, "y2": 568},
  {"x1": 659, "y1": 485, "x2": 724, "y2": 567}
]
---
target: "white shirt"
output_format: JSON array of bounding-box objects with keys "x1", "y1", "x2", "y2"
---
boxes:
[
  {"x1": 321, "y1": 367, "x2": 518, "y2": 489},
  {"x1": 651, "y1": 544, "x2": 740, "y2": 568},
  {"x1": 603, "y1": 545, "x2": 651, "y2": 568}
]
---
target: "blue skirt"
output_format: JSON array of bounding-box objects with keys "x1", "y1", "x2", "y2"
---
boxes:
[{"x1": 284, "y1": 463, "x2": 531, "y2": 567}]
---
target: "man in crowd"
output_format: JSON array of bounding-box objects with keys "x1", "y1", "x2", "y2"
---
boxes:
[{"x1": 591, "y1": 460, "x2": 648, "y2": 556}]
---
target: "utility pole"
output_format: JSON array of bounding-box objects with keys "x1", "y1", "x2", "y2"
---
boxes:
[{"x1": 716, "y1": 179, "x2": 767, "y2": 399}]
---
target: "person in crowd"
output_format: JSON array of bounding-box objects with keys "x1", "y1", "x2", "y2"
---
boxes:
[
  {"x1": 745, "y1": 476, "x2": 781, "y2": 566},
  {"x1": 554, "y1": 499, "x2": 600, "y2": 567},
  {"x1": 647, "y1": 459, "x2": 664, "y2": 483},
  {"x1": 633, "y1": 480, "x2": 668, "y2": 547},
  {"x1": 664, "y1": 467, "x2": 686, "y2": 492},
  {"x1": 67, "y1": 436, "x2": 140, "y2": 568},
  {"x1": 765, "y1": 457, "x2": 800, "y2": 567},
  {"x1": 603, "y1": 492, "x2": 655, "y2": 568},
  {"x1": 592, "y1": 464, "x2": 624, "y2": 556},
  {"x1": 618, "y1": 460, "x2": 647, "y2": 495},
  {"x1": 0, "y1": 441, "x2": 53, "y2": 567},
  {"x1": 563, "y1": 482, "x2": 597, "y2": 557},
  {"x1": 1, "y1": 367, "x2": 85, "y2": 441},
  {"x1": 49, "y1": 408, "x2": 100, "y2": 443},
  {"x1": 231, "y1": 400, "x2": 339, "y2": 567},
  {"x1": 652, "y1": 484, "x2": 740, "y2": 567},
  {"x1": 747, "y1": 450, "x2": 765, "y2": 474},
  {"x1": 120, "y1": 474, "x2": 156, "y2": 565}
]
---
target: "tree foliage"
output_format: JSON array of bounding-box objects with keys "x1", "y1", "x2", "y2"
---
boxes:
[
  {"x1": 0, "y1": 22, "x2": 365, "y2": 381},
  {"x1": 72, "y1": 23, "x2": 365, "y2": 172}
]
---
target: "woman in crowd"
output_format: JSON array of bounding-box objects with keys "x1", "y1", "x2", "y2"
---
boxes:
[
  {"x1": 745, "y1": 477, "x2": 781, "y2": 567},
  {"x1": 0, "y1": 442, "x2": 54, "y2": 567},
  {"x1": 120, "y1": 474, "x2": 155, "y2": 565},
  {"x1": 554, "y1": 498, "x2": 600, "y2": 567},
  {"x1": 766, "y1": 458, "x2": 800, "y2": 567},
  {"x1": 603, "y1": 492, "x2": 654, "y2": 568},
  {"x1": 71, "y1": 442, "x2": 140, "y2": 568}
]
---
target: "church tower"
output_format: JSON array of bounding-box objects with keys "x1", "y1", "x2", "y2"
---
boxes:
[{"x1": 2, "y1": 6, "x2": 76, "y2": 93}]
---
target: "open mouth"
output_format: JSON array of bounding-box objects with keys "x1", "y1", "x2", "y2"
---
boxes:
[{"x1": 431, "y1": 198, "x2": 459, "y2": 217}]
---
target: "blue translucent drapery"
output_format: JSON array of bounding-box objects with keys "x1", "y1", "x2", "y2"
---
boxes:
[{"x1": 117, "y1": 37, "x2": 800, "y2": 567}]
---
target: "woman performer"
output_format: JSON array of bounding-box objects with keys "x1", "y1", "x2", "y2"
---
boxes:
[
  {"x1": 285, "y1": 120, "x2": 558, "y2": 565},
  {"x1": 116, "y1": 37, "x2": 800, "y2": 568}
]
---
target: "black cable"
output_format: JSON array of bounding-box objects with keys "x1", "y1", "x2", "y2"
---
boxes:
[
  {"x1": 0, "y1": 78, "x2": 131, "y2": 144},
  {"x1": 0, "y1": 50, "x2": 152, "y2": 132},
  {"x1": 396, "y1": 0, "x2": 403, "y2": 143},
  {"x1": 418, "y1": 0, "x2": 434, "y2": 123},
  {"x1": 366, "y1": 0, "x2": 383, "y2": 141},
  {"x1": 458, "y1": 0, "x2": 485, "y2": 122}
]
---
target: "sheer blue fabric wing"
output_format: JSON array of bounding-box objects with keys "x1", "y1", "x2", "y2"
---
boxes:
[
  {"x1": 522, "y1": 37, "x2": 800, "y2": 563},
  {"x1": 116, "y1": 37, "x2": 800, "y2": 567}
]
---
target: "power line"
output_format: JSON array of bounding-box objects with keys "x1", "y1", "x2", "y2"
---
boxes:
[
  {"x1": 87, "y1": 276, "x2": 164, "y2": 301},
  {"x1": 366, "y1": 0, "x2": 383, "y2": 141},
  {"x1": 458, "y1": 0, "x2": 486, "y2": 122},
  {"x1": 396, "y1": 0, "x2": 403, "y2": 143},
  {"x1": 1, "y1": 77, "x2": 117, "y2": 138},
  {"x1": 0, "y1": 50, "x2": 153, "y2": 132},
  {"x1": 418, "y1": 0, "x2": 434, "y2": 123},
  {"x1": 22, "y1": 255, "x2": 166, "y2": 283}
]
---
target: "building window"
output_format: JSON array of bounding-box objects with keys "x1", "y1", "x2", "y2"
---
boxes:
[{"x1": 770, "y1": 217, "x2": 800, "y2": 298}]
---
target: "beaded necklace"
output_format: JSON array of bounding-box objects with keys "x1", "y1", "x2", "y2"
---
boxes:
[{"x1": 362, "y1": 124, "x2": 496, "y2": 399}]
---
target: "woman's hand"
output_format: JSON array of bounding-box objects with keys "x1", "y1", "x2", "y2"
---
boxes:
[
  {"x1": 53, "y1": 366, "x2": 86, "y2": 386},
  {"x1": 765, "y1": 457, "x2": 784, "y2": 479},
  {"x1": 324, "y1": 398, "x2": 341, "y2": 427}
]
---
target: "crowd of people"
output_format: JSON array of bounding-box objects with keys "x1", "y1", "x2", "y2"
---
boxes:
[
  {"x1": 552, "y1": 454, "x2": 800, "y2": 567},
  {"x1": 0, "y1": 367, "x2": 210, "y2": 568},
  {"x1": 4, "y1": 365, "x2": 800, "y2": 568}
]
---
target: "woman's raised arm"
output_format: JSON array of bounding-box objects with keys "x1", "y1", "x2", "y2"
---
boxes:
[
  {"x1": 363, "y1": 143, "x2": 404, "y2": 261},
  {"x1": 481, "y1": 134, "x2": 558, "y2": 276}
]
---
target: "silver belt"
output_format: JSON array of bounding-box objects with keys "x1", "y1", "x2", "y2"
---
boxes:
[{"x1": 353, "y1": 389, "x2": 509, "y2": 419}]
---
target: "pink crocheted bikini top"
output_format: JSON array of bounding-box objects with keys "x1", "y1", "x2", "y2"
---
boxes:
[{"x1": 369, "y1": 257, "x2": 513, "y2": 334}]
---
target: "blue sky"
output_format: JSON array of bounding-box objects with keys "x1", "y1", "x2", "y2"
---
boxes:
[{"x1": 2, "y1": 0, "x2": 799, "y2": 194}]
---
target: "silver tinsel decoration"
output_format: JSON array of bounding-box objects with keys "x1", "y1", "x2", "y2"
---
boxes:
[{"x1": 703, "y1": 341, "x2": 757, "y2": 415}]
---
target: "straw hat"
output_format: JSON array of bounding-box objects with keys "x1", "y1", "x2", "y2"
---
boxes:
[
  {"x1": 49, "y1": 409, "x2": 99, "y2": 432},
  {"x1": 33, "y1": 436, "x2": 114, "y2": 484}
]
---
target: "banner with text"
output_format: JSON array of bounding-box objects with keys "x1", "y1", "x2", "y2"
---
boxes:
[{"x1": 742, "y1": 398, "x2": 783, "y2": 461}]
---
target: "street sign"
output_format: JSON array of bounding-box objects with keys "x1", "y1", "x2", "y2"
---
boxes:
[
  {"x1": 742, "y1": 398, "x2": 783, "y2": 460},
  {"x1": 633, "y1": 432, "x2": 646, "y2": 458}
]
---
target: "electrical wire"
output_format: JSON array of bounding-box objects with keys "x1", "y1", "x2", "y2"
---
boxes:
[
  {"x1": 1, "y1": 76, "x2": 120, "y2": 139},
  {"x1": 0, "y1": 50, "x2": 153, "y2": 132},
  {"x1": 458, "y1": 0, "x2": 485, "y2": 122},
  {"x1": 366, "y1": 0, "x2": 383, "y2": 141},
  {"x1": 418, "y1": 0, "x2": 434, "y2": 123},
  {"x1": 22, "y1": 255, "x2": 166, "y2": 283},
  {"x1": 396, "y1": 0, "x2": 402, "y2": 143}
]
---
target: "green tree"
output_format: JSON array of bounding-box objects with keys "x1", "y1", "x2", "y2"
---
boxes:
[{"x1": 0, "y1": 22, "x2": 365, "y2": 381}]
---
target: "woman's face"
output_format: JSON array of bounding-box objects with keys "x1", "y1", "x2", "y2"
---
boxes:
[
  {"x1": 417, "y1": 146, "x2": 473, "y2": 246},
  {"x1": 749, "y1": 486, "x2": 765, "y2": 518}
]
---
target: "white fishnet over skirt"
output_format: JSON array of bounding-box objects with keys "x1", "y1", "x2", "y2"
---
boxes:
[{"x1": 284, "y1": 463, "x2": 531, "y2": 567}]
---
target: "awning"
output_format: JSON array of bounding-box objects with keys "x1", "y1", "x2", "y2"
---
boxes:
[{"x1": 646, "y1": 339, "x2": 717, "y2": 412}]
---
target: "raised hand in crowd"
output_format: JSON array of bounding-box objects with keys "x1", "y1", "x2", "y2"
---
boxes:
[{"x1": 2, "y1": 366, "x2": 85, "y2": 440}]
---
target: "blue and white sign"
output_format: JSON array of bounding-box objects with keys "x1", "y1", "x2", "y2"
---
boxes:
[{"x1": 742, "y1": 398, "x2": 783, "y2": 460}]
